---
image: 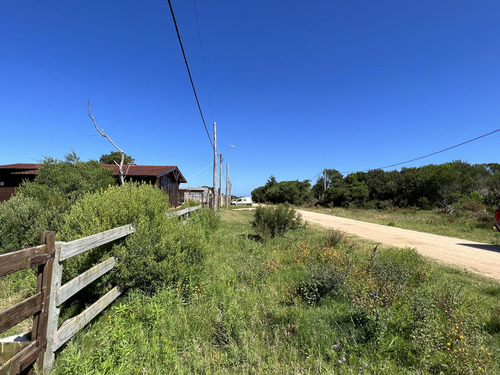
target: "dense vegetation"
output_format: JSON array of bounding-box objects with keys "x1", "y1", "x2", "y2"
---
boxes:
[
  {"x1": 252, "y1": 161, "x2": 500, "y2": 210},
  {"x1": 60, "y1": 183, "x2": 216, "y2": 296},
  {"x1": 48, "y1": 209, "x2": 499, "y2": 374},
  {"x1": 0, "y1": 152, "x2": 115, "y2": 254}
]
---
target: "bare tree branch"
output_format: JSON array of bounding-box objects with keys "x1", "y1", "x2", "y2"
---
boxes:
[{"x1": 87, "y1": 101, "x2": 126, "y2": 185}]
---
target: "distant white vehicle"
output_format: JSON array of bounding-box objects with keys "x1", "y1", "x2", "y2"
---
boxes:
[{"x1": 230, "y1": 197, "x2": 253, "y2": 206}]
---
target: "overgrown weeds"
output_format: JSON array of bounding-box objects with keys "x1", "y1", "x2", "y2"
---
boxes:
[{"x1": 44, "y1": 209, "x2": 500, "y2": 374}]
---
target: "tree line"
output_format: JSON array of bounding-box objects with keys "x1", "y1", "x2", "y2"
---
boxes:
[{"x1": 251, "y1": 161, "x2": 500, "y2": 209}]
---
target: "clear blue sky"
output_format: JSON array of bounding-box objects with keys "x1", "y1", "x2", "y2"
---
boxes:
[{"x1": 1, "y1": 1, "x2": 500, "y2": 196}]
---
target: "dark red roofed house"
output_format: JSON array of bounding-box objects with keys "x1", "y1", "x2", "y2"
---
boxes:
[
  {"x1": 0, "y1": 164, "x2": 39, "y2": 202},
  {"x1": 0, "y1": 163, "x2": 187, "y2": 207},
  {"x1": 101, "y1": 164, "x2": 187, "y2": 207}
]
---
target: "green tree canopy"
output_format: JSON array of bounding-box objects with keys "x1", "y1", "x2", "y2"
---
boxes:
[{"x1": 99, "y1": 151, "x2": 135, "y2": 165}]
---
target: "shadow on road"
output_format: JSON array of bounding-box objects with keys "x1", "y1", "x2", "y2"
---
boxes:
[{"x1": 457, "y1": 243, "x2": 500, "y2": 254}]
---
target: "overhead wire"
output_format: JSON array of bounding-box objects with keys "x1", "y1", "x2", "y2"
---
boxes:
[
  {"x1": 166, "y1": 0, "x2": 214, "y2": 149},
  {"x1": 310, "y1": 126, "x2": 500, "y2": 179},
  {"x1": 193, "y1": 0, "x2": 215, "y2": 122}
]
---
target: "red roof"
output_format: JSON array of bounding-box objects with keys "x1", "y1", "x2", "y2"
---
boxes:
[
  {"x1": 0, "y1": 163, "x2": 186, "y2": 182},
  {"x1": 101, "y1": 164, "x2": 181, "y2": 177},
  {"x1": 0, "y1": 163, "x2": 40, "y2": 170}
]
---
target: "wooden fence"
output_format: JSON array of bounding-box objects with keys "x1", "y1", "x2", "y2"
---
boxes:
[
  {"x1": 0, "y1": 233, "x2": 55, "y2": 375},
  {"x1": 0, "y1": 205, "x2": 202, "y2": 374}
]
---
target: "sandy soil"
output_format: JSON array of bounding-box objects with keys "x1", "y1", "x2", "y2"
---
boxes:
[{"x1": 297, "y1": 209, "x2": 500, "y2": 281}]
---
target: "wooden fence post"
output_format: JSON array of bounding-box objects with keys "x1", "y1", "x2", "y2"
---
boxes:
[
  {"x1": 42, "y1": 239, "x2": 63, "y2": 373},
  {"x1": 32, "y1": 232, "x2": 55, "y2": 373}
]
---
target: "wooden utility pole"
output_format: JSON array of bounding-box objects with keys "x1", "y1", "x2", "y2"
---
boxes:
[
  {"x1": 226, "y1": 163, "x2": 229, "y2": 209},
  {"x1": 213, "y1": 122, "x2": 217, "y2": 211},
  {"x1": 219, "y1": 153, "x2": 223, "y2": 207},
  {"x1": 323, "y1": 169, "x2": 327, "y2": 191}
]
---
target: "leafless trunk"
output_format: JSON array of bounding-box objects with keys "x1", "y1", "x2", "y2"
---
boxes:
[{"x1": 87, "y1": 101, "x2": 126, "y2": 185}]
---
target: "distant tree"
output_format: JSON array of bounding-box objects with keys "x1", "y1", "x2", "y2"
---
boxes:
[
  {"x1": 99, "y1": 151, "x2": 135, "y2": 165},
  {"x1": 252, "y1": 176, "x2": 313, "y2": 205},
  {"x1": 264, "y1": 180, "x2": 313, "y2": 205},
  {"x1": 345, "y1": 173, "x2": 369, "y2": 207},
  {"x1": 251, "y1": 176, "x2": 277, "y2": 203}
]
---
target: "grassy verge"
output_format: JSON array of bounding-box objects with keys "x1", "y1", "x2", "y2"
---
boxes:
[
  {"x1": 303, "y1": 206, "x2": 500, "y2": 245},
  {"x1": 0, "y1": 269, "x2": 37, "y2": 339},
  {"x1": 45, "y1": 209, "x2": 500, "y2": 374}
]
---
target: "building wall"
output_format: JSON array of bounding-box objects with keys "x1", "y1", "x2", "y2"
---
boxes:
[{"x1": 159, "y1": 174, "x2": 180, "y2": 207}]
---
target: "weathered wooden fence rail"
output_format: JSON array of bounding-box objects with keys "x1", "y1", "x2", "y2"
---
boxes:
[
  {"x1": 0, "y1": 206, "x2": 201, "y2": 374},
  {"x1": 42, "y1": 224, "x2": 135, "y2": 372},
  {"x1": 166, "y1": 204, "x2": 202, "y2": 218},
  {"x1": 0, "y1": 233, "x2": 55, "y2": 375}
]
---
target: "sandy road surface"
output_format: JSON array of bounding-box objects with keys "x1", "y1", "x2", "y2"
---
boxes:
[{"x1": 297, "y1": 210, "x2": 500, "y2": 281}]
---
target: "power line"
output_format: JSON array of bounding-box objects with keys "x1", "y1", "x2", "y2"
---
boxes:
[
  {"x1": 186, "y1": 161, "x2": 213, "y2": 180},
  {"x1": 311, "y1": 126, "x2": 500, "y2": 178},
  {"x1": 193, "y1": 0, "x2": 215, "y2": 122},
  {"x1": 346, "y1": 127, "x2": 500, "y2": 173},
  {"x1": 167, "y1": 0, "x2": 214, "y2": 149}
]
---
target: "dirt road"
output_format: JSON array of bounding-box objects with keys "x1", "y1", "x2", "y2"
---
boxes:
[{"x1": 297, "y1": 210, "x2": 500, "y2": 281}]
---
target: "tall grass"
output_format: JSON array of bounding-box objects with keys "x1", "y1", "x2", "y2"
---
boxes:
[{"x1": 46, "y1": 209, "x2": 499, "y2": 374}]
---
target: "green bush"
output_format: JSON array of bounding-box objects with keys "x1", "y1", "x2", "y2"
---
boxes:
[
  {"x1": 0, "y1": 195, "x2": 49, "y2": 254},
  {"x1": 251, "y1": 204, "x2": 302, "y2": 239},
  {"x1": 189, "y1": 207, "x2": 220, "y2": 240},
  {"x1": 61, "y1": 183, "x2": 210, "y2": 295},
  {"x1": 298, "y1": 263, "x2": 347, "y2": 305}
]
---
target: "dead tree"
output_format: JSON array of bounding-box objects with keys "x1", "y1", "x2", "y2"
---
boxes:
[{"x1": 87, "y1": 101, "x2": 127, "y2": 185}]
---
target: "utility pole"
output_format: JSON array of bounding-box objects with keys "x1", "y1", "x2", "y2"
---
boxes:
[
  {"x1": 219, "y1": 153, "x2": 223, "y2": 207},
  {"x1": 323, "y1": 169, "x2": 327, "y2": 200},
  {"x1": 213, "y1": 122, "x2": 217, "y2": 211},
  {"x1": 226, "y1": 163, "x2": 229, "y2": 209}
]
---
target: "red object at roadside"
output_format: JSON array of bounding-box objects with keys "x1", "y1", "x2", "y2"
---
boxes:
[{"x1": 495, "y1": 209, "x2": 500, "y2": 223}]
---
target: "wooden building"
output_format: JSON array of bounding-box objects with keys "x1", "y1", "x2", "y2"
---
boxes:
[
  {"x1": 101, "y1": 164, "x2": 187, "y2": 207},
  {"x1": 0, "y1": 163, "x2": 187, "y2": 207},
  {"x1": 0, "y1": 164, "x2": 39, "y2": 202},
  {"x1": 178, "y1": 187, "x2": 211, "y2": 205}
]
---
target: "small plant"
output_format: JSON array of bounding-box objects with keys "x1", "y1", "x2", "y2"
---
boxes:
[
  {"x1": 323, "y1": 230, "x2": 344, "y2": 248},
  {"x1": 251, "y1": 204, "x2": 302, "y2": 239},
  {"x1": 297, "y1": 263, "x2": 346, "y2": 305}
]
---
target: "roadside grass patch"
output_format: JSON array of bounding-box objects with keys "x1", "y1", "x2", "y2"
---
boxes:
[{"x1": 38, "y1": 210, "x2": 500, "y2": 374}]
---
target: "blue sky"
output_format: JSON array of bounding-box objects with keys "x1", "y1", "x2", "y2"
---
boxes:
[{"x1": 1, "y1": 1, "x2": 500, "y2": 196}]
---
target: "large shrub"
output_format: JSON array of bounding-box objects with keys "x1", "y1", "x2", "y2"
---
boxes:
[
  {"x1": 0, "y1": 195, "x2": 48, "y2": 254},
  {"x1": 251, "y1": 204, "x2": 303, "y2": 239},
  {"x1": 61, "y1": 183, "x2": 210, "y2": 295}
]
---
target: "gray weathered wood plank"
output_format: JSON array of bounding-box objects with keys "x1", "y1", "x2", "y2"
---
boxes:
[
  {"x1": 0, "y1": 293, "x2": 42, "y2": 334},
  {"x1": 60, "y1": 224, "x2": 134, "y2": 261},
  {"x1": 43, "y1": 242, "x2": 63, "y2": 373},
  {"x1": 54, "y1": 286, "x2": 122, "y2": 350},
  {"x1": 57, "y1": 257, "x2": 117, "y2": 306},
  {"x1": 167, "y1": 205, "x2": 202, "y2": 218}
]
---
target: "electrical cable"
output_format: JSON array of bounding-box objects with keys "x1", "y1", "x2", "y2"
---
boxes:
[
  {"x1": 310, "y1": 126, "x2": 500, "y2": 178},
  {"x1": 186, "y1": 161, "x2": 213, "y2": 180},
  {"x1": 167, "y1": 0, "x2": 214, "y2": 149},
  {"x1": 193, "y1": 0, "x2": 215, "y2": 122}
]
